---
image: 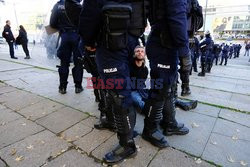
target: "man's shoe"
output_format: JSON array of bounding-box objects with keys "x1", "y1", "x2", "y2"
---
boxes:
[
  {"x1": 176, "y1": 100, "x2": 198, "y2": 111},
  {"x1": 75, "y1": 87, "x2": 83, "y2": 94},
  {"x1": 163, "y1": 123, "x2": 189, "y2": 136},
  {"x1": 59, "y1": 87, "x2": 66, "y2": 94},
  {"x1": 24, "y1": 56, "x2": 30, "y2": 59},
  {"x1": 198, "y1": 72, "x2": 205, "y2": 77},
  {"x1": 142, "y1": 129, "x2": 169, "y2": 148},
  {"x1": 11, "y1": 57, "x2": 18, "y2": 59},
  {"x1": 103, "y1": 144, "x2": 137, "y2": 165}
]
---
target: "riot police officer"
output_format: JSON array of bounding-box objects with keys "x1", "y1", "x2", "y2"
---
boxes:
[
  {"x1": 212, "y1": 43, "x2": 221, "y2": 65},
  {"x1": 142, "y1": 0, "x2": 189, "y2": 148},
  {"x1": 77, "y1": 0, "x2": 147, "y2": 164},
  {"x1": 190, "y1": 36, "x2": 200, "y2": 72},
  {"x1": 64, "y1": 0, "x2": 115, "y2": 131},
  {"x1": 50, "y1": 0, "x2": 83, "y2": 94},
  {"x1": 220, "y1": 43, "x2": 229, "y2": 65},
  {"x1": 198, "y1": 30, "x2": 213, "y2": 76}
]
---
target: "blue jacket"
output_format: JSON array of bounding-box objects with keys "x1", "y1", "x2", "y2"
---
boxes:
[
  {"x1": 50, "y1": 0, "x2": 76, "y2": 31},
  {"x1": 2, "y1": 25, "x2": 15, "y2": 42}
]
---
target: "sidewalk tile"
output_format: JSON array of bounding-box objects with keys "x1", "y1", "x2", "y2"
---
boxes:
[
  {"x1": 45, "y1": 150, "x2": 101, "y2": 167},
  {"x1": 0, "y1": 130, "x2": 70, "y2": 167},
  {"x1": 36, "y1": 107, "x2": 88, "y2": 134},
  {"x1": 202, "y1": 133, "x2": 250, "y2": 167},
  {"x1": 219, "y1": 109, "x2": 250, "y2": 127},
  {"x1": 0, "y1": 118, "x2": 44, "y2": 149}
]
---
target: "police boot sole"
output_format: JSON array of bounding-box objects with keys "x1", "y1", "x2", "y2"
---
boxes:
[
  {"x1": 103, "y1": 150, "x2": 137, "y2": 165},
  {"x1": 142, "y1": 133, "x2": 169, "y2": 148},
  {"x1": 163, "y1": 128, "x2": 189, "y2": 136}
]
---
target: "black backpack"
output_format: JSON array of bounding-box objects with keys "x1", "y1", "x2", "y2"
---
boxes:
[{"x1": 187, "y1": 0, "x2": 203, "y2": 37}]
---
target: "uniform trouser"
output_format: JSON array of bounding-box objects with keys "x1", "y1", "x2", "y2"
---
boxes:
[
  {"x1": 220, "y1": 54, "x2": 228, "y2": 65},
  {"x1": 192, "y1": 54, "x2": 198, "y2": 72},
  {"x1": 144, "y1": 31, "x2": 178, "y2": 131},
  {"x1": 96, "y1": 35, "x2": 139, "y2": 146},
  {"x1": 229, "y1": 52, "x2": 233, "y2": 59},
  {"x1": 200, "y1": 52, "x2": 207, "y2": 74},
  {"x1": 57, "y1": 32, "x2": 83, "y2": 88},
  {"x1": 244, "y1": 50, "x2": 249, "y2": 56},
  {"x1": 213, "y1": 54, "x2": 219, "y2": 65},
  {"x1": 21, "y1": 42, "x2": 30, "y2": 57},
  {"x1": 7, "y1": 41, "x2": 14, "y2": 58},
  {"x1": 206, "y1": 56, "x2": 213, "y2": 72}
]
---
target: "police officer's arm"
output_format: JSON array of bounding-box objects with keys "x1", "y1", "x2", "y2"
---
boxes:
[
  {"x1": 78, "y1": 0, "x2": 102, "y2": 48},
  {"x1": 165, "y1": 0, "x2": 188, "y2": 48},
  {"x1": 50, "y1": 4, "x2": 59, "y2": 29},
  {"x1": 65, "y1": 0, "x2": 82, "y2": 27}
]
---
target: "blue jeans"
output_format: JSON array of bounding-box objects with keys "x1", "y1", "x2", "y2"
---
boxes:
[{"x1": 131, "y1": 90, "x2": 146, "y2": 110}]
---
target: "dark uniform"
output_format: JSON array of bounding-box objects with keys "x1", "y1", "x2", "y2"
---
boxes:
[
  {"x1": 78, "y1": 0, "x2": 147, "y2": 164},
  {"x1": 228, "y1": 44, "x2": 234, "y2": 59},
  {"x1": 50, "y1": 0, "x2": 83, "y2": 94},
  {"x1": 2, "y1": 24, "x2": 17, "y2": 59},
  {"x1": 220, "y1": 44, "x2": 229, "y2": 65},
  {"x1": 142, "y1": 0, "x2": 189, "y2": 149},
  {"x1": 190, "y1": 36, "x2": 200, "y2": 72},
  {"x1": 198, "y1": 31, "x2": 213, "y2": 76},
  {"x1": 64, "y1": 0, "x2": 115, "y2": 131},
  {"x1": 212, "y1": 43, "x2": 221, "y2": 65}
]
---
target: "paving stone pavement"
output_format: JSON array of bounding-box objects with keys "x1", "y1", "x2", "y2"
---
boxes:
[{"x1": 1, "y1": 44, "x2": 250, "y2": 166}]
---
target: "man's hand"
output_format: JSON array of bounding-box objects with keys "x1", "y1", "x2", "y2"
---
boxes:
[{"x1": 85, "y1": 46, "x2": 96, "y2": 52}]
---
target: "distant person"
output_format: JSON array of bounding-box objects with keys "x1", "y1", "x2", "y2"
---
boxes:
[
  {"x1": 33, "y1": 40, "x2": 36, "y2": 45},
  {"x1": 2, "y1": 20, "x2": 18, "y2": 59},
  {"x1": 17, "y1": 25, "x2": 30, "y2": 59},
  {"x1": 244, "y1": 42, "x2": 249, "y2": 57}
]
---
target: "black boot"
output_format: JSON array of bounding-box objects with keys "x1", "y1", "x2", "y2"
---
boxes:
[
  {"x1": 95, "y1": 90, "x2": 116, "y2": 131},
  {"x1": 59, "y1": 84, "x2": 67, "y2": 94},
  {"x1": 103, "y1": 139, "x2": 137, "y2": 165},
  {"x1": 75, "y1": 86, "x2": 83, "y2": 93},
  {"x1": 142, "y1": 99, "x2": 169, "y2": 148},
  {"x1": 198, "y1": 62, "x2": 206, "y2": 77},
  {"x1": 198, "y1": 72, "x2": 205, "y2": 76},
  {"x1": 175, "y1": 99, "x2": 198, "y2": 111},
  {"x1": 94, "y1": 89, "x2": 101, "y2": 102},
  {"x1": 103, "y1": 94, "x2": 137, "y2": 165},
  {"x1": 181, "y1": 83, "x2": 191, "y2": 96},
  {"x1": 161, "y1": 96, "x2": 189, "y2": 136}
]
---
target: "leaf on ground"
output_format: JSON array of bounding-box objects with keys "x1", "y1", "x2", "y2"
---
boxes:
[
  {"x1": 1, "y1": 122, "x2": 6, "y2": 126},
  {"x1": 67, "y1": 139, "x2": 72, "y2": 142},
  {"x1": 210, "y1": 141, "x2": 217, "y2": 145},
  {"x1": 227, "y1": 156, "x2": 235, "y2": 163},
  {"x1": 102, "y1": 162, "x2": 108, "y2": 167},
  {"x1": 191, "y1": 122, "x2": 200, "y2": 128},
  {"x1": 240, "y1": 161, "x2": 248, "y2": 166},
  {"x1": 15, "y1": 156, "x2": 24, "y2": 162},
  {"x1": 42, "y1": 112, "x2": 46, "y2": 115},
  {"x1": 40, "y1": 140, "x2": 45, "y2": 145},
  {"x1": 195, "y1": 158, "x2": 202, "y2": 164},
  {"x1": 232, "y1": 135, "x2": 238, "y2": 141},
  {"x1": 26, "y1": 145, "x2": 34, "y2": 150},
  {"x1": 21, "y1": 123, "x2": 26, "y2": 126},
  {"x1": 236, "y1": 129, "x2": 240, "y2": 133},
  {"x1": 10, "y1": 148, "x2": 17, "y2": 156}
]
